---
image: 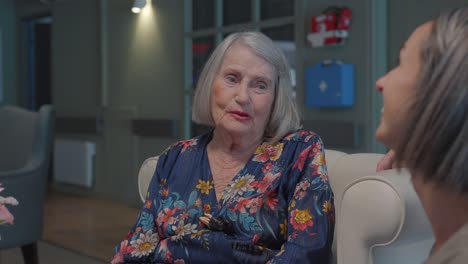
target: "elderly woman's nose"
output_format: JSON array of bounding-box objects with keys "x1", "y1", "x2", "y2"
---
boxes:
[{"x1": 235, "y1": 83, "x2": 250, "y2": 104}]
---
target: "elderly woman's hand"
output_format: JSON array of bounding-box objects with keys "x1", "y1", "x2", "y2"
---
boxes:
[
  {"x1": 376, "y1": 150, "x2": 395, "y2": 172},
  {"x1": 200, "y1": 213, "x2": 232, "y2": 232}
]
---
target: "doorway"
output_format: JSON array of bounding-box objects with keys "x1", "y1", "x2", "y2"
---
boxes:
[
  {"x1": 22, "y1": 15, "x2": 54, "y2": 183},
  {"x1": 23, "y1": 15, "x2": 52, "y2": 111}
]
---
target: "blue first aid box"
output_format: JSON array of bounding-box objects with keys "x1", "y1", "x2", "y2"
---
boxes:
[{"x1": 305, "y1": 60, "x2": 354, "y2": 108}]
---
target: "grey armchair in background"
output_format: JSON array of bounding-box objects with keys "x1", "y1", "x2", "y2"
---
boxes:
[{"x1": 0, "y1": 105, "x2": 55, "y2": 264}]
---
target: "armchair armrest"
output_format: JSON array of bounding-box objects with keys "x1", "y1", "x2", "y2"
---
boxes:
[
  {"x1": 337, "y1": 176, "x2": 404, "y2": 264},
  {"x1": 137, "y1": 156, "x2": 159, "y2": 202},
  {"x1": 0, "y1": 155, "x2": 44, "y2": 180}
]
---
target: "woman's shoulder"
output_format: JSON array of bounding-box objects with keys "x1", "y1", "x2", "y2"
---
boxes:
[
  {"x1": 281, "y1": 129, "x2": 323, "y2": 145},
  {"x1": 161, "y1": 132, "x2": 210, "y2": 157}
]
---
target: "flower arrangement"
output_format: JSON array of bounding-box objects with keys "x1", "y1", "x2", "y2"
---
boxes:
[{"x1": 0, "y1": 183, "x2": 18, "y2": 225}]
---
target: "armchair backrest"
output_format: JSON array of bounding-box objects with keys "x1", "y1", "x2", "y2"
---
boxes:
[
  {"x1": 0, "y1": 106, "x2": 38, "y2": 170},
  {"x1": 138, "y1": 156, "x2": 159, "y2": 202}
]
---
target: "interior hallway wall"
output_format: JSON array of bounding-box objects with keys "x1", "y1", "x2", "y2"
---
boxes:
[
  {"x1": 47, "y1": 0, "x2": 184, "y2": 207},
  {"x1": 100, "y1": 0, "x2": 185, "y2": 206},
  {"x1": 298, "y1": 0, "x2": 381, "y2": 154},
  {"x1": 388, "y1": 0, "x2": 468, "y2": 68},
  {"x1": 0, "y1": 0, "x2": 17, "y2": 105}
]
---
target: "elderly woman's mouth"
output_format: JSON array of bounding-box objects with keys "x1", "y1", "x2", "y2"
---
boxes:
[{"x1": 228, "y1": 110, "x2": 252, "y2": 120}]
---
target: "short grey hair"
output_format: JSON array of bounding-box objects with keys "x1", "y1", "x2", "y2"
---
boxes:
[
  {"x1": 394, "y1": 7, "x2": 468, "y2": 193},
  {"x1": 191, "y1": 31, "x2": 301, "y2": 143}
]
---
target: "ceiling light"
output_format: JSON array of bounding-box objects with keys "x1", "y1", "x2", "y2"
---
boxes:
[{"x1": 132, "y1": 0, "x2": 146, "y2": 14}]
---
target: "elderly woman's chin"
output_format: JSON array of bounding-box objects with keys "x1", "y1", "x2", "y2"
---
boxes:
[{"x1": 216, "y1": 121, "x2": 263, "y2": 138}]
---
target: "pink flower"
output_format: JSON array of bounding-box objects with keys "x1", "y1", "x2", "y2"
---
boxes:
[
  {"x1": 252, "y1": 233, "x2": 261, "y2": 244},
  {"x1": 251, "y1": 172, "x2": 280, "y2": 193},
  {"x1": 164, "y1": 250, "x2": 173, "y2": 262},
  {"x1": 291, "y1": 232, "x2": 299, "y2": 239},
  {"x1": 232, "y1": 198, "x2": 249, "y2": 214},
  {"x1": 253, "y1": 143, "x2": 284, "y2": 162},
  {"x1": 157, "y1": 208, "x2": 178, "y2": 232},
  {"x1": 110, "y1": 252, "x2": 123, "y2": 264},
  {"x1": 110, "y1": 240, "x2": 136, "y2": 263},
  {"x1": 261, "y1": 162, "x2": 274, "y2": 173},
  {"x1": 292, "y1": 146, "x2": 311, "y2": 171},
  {"x1": 177, "y1": 139, "x2": 197, "y2": 153},
  {"x1": 265, "y1": 190, "x2": 279, "y2": 210},
  {"x1": 0, "y1": 184, "x2": 19, "y2": 225},
  {"x1": 0, "y1": 204, "x2": 14, "y2": 225},
  {"x1": 245, "y1": 197, "x2": 263, "y2": 214}
]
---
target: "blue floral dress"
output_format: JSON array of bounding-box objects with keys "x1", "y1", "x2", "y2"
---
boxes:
[{"x1": 112, "y1": 130, "x2": 334, "y2": 264}]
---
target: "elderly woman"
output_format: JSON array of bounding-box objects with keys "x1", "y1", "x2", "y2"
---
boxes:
[
  {"x1": 375, "y1": 8, "x2": 468, "y2": 263},
  {"x1": 112, "y1": 32, "x2": 334, "y2": 263}
]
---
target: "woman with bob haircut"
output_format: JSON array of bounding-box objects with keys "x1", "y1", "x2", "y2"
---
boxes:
[
  {"x1": 375, "y1": 7, "x2": 468, "y2": 264},
  {"x1": 112, "y1": 31, "x2": 334, "y2": 263}
]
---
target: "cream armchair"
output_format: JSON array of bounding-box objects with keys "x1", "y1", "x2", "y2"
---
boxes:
[{"x1": 137, "y1": 149, "x2": 434, "y2": 264}]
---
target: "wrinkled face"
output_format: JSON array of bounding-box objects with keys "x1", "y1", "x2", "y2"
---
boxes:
[
  {"x1": 375, "y1": 22, "x2": 432, "y2": 149},
  {"x1": 211, "y1": 43, "x2": 275, "y2": 139}
]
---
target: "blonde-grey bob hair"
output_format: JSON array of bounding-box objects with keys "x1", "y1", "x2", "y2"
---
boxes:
[
  {"x1": 192, "y1": 31, "x2": 301, "y2": 143},
  {"x1": 394, "y1": 7, "x2": 468, "y2": 193}
]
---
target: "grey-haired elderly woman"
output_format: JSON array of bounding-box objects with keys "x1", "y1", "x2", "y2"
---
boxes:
[
  {"x1": 375, "y1": 7, "x2": 468, "y2": 264},
  {"x1": 112, "y1": 32, "x2": 334, "y2": 263}
]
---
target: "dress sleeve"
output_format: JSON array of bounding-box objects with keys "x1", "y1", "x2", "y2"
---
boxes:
[
  {"x1": 111, "y1": 151, "x2": 168, "y2": 264},
  {"x1": 268, "y1": 135, "x2": 335, "y2": 264}
]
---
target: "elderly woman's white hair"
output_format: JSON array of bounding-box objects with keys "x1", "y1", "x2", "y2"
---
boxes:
[{"x1": 192, "y1": 31, "x2": 301, "y2": 142}]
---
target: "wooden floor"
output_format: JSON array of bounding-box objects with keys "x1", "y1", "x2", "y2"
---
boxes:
[
  {"x1": 43, "y1": 191, "x2": 140, "y2": 262},
  {"x1": 0, "y1": 241, "x2": 106, "y2": 264}
]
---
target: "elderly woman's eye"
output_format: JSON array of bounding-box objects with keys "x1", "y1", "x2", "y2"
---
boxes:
[
  {"x1": 257, "y1": 82, "x2": 268, "y2": 90},
  {"x1": 226, "y1": 75, "x2": 237, "y2": 83}
]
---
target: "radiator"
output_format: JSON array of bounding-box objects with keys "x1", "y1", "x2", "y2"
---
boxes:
[{"x1": 54, "y1": 139, "x2": 96, "y2": 188}]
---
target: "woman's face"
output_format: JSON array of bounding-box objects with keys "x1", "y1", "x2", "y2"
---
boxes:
[
  {"x1": 375, "y1": 22, "x2": 432, "y2": 148},
  {"x1": 211, "y1": 43, "x2": 275, "y2": 139}
]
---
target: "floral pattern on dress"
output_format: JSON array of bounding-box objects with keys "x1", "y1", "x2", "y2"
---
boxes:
[
  {"x1": 112, "y1": 130, "x2": 334, "y2": 263},
  {"x1": 129, "y1": 229, "x2": 159, "y2": 258},
  {"x1": 222, "y1": 174, "x2": 256, "y2": 201},
  {"x1": 252, "y1": 142, "x2": 284, "y2": 162}
]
